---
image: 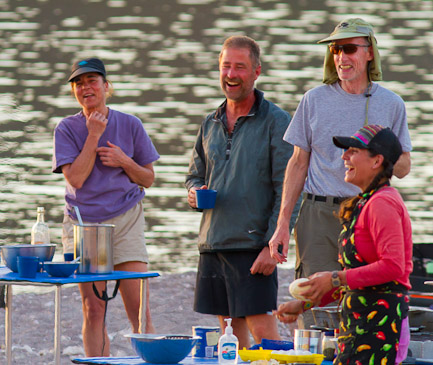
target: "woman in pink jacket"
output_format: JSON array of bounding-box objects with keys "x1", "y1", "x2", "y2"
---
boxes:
[{"x1": 276, "y1": 125, "x2": 412, "y2": 365}]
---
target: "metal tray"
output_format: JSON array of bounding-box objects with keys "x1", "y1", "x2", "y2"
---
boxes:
[{"x1": 310, "y1": 306, "x2": 341, "y2": 330}]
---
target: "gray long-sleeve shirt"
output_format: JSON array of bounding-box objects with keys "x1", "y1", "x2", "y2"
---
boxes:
[{"x1": 186, "y1": 89, "x2": 298, "y2": 252}]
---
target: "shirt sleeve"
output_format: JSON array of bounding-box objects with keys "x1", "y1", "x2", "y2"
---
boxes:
[
  {"x1": 185, "y1": 124, "x2": 206, "y2": 191},
  {"x1": 131, "y1": 117, "x2": 160, "y2": 166},
  {"x1": 390, "y1": 94, "x2": 412, "y2": 153},
  {"x1": 52, "y1": 118, "x2": 82, "y2": 174},
  {"x1": 283, "y1": 92, "x2": 312, "y2": 152}
]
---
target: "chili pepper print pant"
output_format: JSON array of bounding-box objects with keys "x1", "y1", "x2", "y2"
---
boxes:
[{"x1": 334, "y1": 287, "x2": 409, "y2": 365}]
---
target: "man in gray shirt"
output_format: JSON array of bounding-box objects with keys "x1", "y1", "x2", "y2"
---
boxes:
[{"x1": 269, "y1": 18, "x2": 411, "y2": 319}]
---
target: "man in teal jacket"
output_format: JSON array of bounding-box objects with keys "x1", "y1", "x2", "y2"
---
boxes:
[{"x1": 185, "y1": 35, "x2": 298, "y2": 349}]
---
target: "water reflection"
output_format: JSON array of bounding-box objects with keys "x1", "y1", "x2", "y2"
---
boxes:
[{"x1": 0, "y1": 0, "x2": 433, "y2": 273}]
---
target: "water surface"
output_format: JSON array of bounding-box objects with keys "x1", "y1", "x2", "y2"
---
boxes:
[{"x1": 0, "y1": 0, "x2": 432, "y2": 273}]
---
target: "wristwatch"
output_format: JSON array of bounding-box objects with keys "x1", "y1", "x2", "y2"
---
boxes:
[{"x1": 331, "y1": 271, "x2": 341, "y2": 288}]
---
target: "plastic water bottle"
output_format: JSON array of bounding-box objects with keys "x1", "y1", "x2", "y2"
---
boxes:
[
  {"x1": 31, "y1": 206, "x2": 50, "y2": 244},
  {"x1": 218, "y1": 318, "x2": 239, "y2": 364}
]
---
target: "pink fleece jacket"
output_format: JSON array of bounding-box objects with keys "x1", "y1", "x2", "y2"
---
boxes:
[{"x1": 345, "y1": 186, "x2": 413, "y2": 290}]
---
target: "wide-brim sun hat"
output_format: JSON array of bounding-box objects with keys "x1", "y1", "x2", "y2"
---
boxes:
[
  {"x1": 333, "y1": 124, "x2": 402, "y2": 165},
  {"x1": 318, "y1": 18, "x2": 382, "y2": 84},
  {"x1": 68, "y1": 58, "x2": 106, "y2": 82}
]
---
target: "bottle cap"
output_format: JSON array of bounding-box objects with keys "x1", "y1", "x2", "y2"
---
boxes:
[
  {"x1": 37, "y1": 207, "x2": 45, "y2": 213},
  {"x1": 224, "y1": 318, "x2": 233, "y2": 335}
]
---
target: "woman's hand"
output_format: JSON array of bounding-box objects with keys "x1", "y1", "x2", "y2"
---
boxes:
[
  {"x1": 86, "y1": 111, "x2": 108, "y2": 138},
  {"x1": 61, "y1": 111, "x2": 108, "y2": 189},
  {"x1": 301, "y1": 271, "x2": 334, "y2": 303},
  {"x1": 274, "y1": 300, "x2": 304, "y2": 323},
  {"x1": 97, "y1": 141, "x2": 128, "y2": 168}
]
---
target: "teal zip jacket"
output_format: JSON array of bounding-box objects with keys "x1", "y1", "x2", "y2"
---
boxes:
[{"x1": 186, "y1": 89, "x2": 297, "y2": 252}]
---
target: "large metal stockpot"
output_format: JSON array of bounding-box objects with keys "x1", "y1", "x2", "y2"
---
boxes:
[{"x1": 74, "y1": 223, "x2": 115, "y2": 274}]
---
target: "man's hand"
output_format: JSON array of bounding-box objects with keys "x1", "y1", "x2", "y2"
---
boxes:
[
  {"x1": 268, "y1": 224, "x2": 290, "y2": 264},
  {"x1": 250, "y1": 246, "x2": 277, "y2": 276},
  {"x1": 187, "y1": 185, "x2": 207, "y2": 208}
]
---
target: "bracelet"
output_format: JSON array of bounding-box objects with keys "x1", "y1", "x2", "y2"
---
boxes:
[{"x1": 302, "y1": 301, "x2": 314, "y2": 312}]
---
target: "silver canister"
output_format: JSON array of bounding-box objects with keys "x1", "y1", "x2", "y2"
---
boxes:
[
  {"x1": 294, "y1": 329, "x2": 322, "y2": 354},
  {"x1": 74, "y1": 223, "x2": 115, "y2": 274}
]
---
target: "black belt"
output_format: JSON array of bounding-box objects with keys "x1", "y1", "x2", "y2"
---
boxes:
[{"x1": 306, "y1": 193, "x2": 347, "y2": 205}]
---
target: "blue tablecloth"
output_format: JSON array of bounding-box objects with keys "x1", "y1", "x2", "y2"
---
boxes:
[
  {"x1": 72, "y1": 356, "x2": 213, "y2": 365},
  {"x1": 72, "y1": 357, "x2": 151, "y2": 365},
  {"x1": 71, "y1": 356, "x2": 335, "y2": 365},
  {"x1": 71, "y1": 355, "x2": 433, "y2": 365},
  {"x1": 0, "y1": 266, "x2": 159, "y2": 284}
]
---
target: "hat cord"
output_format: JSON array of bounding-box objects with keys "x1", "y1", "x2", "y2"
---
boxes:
[
  {"x1": 364, "y1": 81, "x2": 372, "y2": 126},
  {"x1": 363, "y1": 60, "x2": 374, "y2": 126}
]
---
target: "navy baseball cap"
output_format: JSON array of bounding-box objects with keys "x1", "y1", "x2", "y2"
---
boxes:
[
  {"x1": 68, "y1": 58, "x2": 106, "y2": 82},
  {"x1": 333, "y1": 125, "x2": 402, "y2": 164}
]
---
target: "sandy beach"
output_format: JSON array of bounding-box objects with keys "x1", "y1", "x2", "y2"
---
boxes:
[{"x1": 0, "y1": 268, "x2": 296, "y2": 364}]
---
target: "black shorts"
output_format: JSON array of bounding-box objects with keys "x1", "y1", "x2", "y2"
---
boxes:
[{"x1": 194, "y1": 251, "x2": 278, "y2": 317}]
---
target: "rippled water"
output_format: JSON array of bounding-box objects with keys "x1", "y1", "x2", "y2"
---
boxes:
[{"x1": 0, "y1": 0, "x2": 433, "y2": 273}]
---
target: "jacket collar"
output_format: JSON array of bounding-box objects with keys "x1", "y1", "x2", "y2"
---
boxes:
[{"x1": 214, "y1": 89, "x2": 264, "y2": 121}]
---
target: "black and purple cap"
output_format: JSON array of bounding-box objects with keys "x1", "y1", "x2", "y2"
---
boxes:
[
  {"x1": 68, "y1": 58, "x2": 106, "y2": 82},
  {"x1": 333, "y1": 124, "x2": 402, "y2": 164}
]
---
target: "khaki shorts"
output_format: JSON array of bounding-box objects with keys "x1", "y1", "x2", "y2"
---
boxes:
[{"x1": 62, "y1": 201, "x2": 149, "y2": 265}]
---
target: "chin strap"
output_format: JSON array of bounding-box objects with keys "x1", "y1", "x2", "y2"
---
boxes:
[
  {"x1": 92, "y1": 280, "x2": 121, "y2": 356},
  {"x1": 92, "y1": 280, "x2": 120, "y2": 302},
  {"x1": 363, "y1": 62, "x2": 373, "y2": 126}
]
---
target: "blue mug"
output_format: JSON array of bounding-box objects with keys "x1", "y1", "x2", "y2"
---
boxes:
[
  {"x1": 17, "y1": 256, "x2": 42, "y2": 278},
  {"x1": 64, "y1": 253, "x2": 74, "y2": 262},
  {"x1": 196, "y1": 189, "x2": 217, "y2": 209}
]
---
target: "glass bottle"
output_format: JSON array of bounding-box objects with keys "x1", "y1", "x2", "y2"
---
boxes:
[
  {"x1": 322, "y1": 330, "x2": 337, "y2": 361},
  {"x1": 31, "y1": 207, "x2": 50, "y2": 244}
]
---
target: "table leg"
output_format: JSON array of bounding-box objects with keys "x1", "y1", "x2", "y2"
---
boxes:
[
  {"x1": 139, "y1": 278, "x2": 148, "y2": 333},
  {"x1": 54, "y1": 285, "x2": 61, "y2": 365},
  {"x1": 5, "y1": 284, "x2": 12, "y2": 365}
]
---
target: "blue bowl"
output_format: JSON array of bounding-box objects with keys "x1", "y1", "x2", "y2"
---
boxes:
[
  {"x1": 249, "y1": 338, "x2": 294, "y2": 350},
  {"x1": 1, "y1": 244, "x2": 56, "y2": 272},
  {"x1": 44, "y1": 262, "x2": 79, "y2": 277},
  {"x1": 125, "y1": 334, "x2": 200, "y2": 364}
]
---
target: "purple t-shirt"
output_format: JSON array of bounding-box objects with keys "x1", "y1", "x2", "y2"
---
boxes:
[{"x1": 52, "y1": 109, "x2": 160, "y2": 222}]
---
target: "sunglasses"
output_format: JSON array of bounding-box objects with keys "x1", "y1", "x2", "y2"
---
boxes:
[{"x1": 329, "y1": 43, "x2": 370, "y2": 55}]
